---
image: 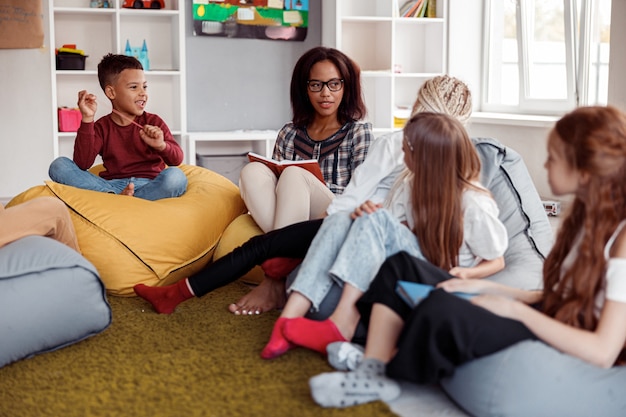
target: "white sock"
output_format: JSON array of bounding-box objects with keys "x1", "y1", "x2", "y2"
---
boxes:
[
  {"x1": 326, "y1": 341, "x2": 364, "y2": 371},
  {"x1": 309, "y1": 358, "x2": 401, "y2": 408}
]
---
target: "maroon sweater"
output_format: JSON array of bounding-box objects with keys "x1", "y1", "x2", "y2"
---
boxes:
[{"x1": 73, "y1": 112, "x2": 184, "y2": 180}]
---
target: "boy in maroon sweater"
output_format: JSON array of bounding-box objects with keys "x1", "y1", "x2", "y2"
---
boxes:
[{"x1": 48, "y1": 54, "x2": 186, "y2": 201}]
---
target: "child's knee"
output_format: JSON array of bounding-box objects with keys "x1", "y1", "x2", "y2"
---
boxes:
[
  {"x1": 163, "y1": 167, "x2": 188, "y2": 188},
  {"x1": 48, "y1": 156, "x2": 73, "y2": 178}
]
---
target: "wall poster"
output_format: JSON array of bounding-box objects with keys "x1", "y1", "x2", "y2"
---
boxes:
[
  {"x1": 192, "y1": 0, "x2": 308, "y2": 42},
  {"x1": 0, "y1": 0, "x2": 44, "y2": 49}
]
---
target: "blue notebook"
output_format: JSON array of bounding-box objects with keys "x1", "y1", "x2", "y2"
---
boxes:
[{"x1": 395, "y1": 280, "x2": 474, "y2": 308}]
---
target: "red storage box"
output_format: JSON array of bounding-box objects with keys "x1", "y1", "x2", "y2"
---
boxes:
[{"x1": 58, "y1": 107, "x2": 82, "y2": 132}]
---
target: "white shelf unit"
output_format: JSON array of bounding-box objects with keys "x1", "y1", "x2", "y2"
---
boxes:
[
  {"x1": 188, "y1": 130, "x2": 279, "y2": 166},
  {"x1": 49, "y1": 0, "x2": 186, "y2": 160},
  {"x1": 322, "y1": 0, "x2": 448, "y2": 136}
]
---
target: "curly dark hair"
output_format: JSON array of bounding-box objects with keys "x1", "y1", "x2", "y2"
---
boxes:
[
  {"x1": 290, "y1": 46, "x2": 366, "y2": 127},
  {"x1": 97, "y1": 53, "x2": 143, "y2": 92}
]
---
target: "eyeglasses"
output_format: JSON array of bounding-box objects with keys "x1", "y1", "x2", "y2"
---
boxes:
[{"x1": 307, "y1": 78, "x2": 344, "y2": 92}]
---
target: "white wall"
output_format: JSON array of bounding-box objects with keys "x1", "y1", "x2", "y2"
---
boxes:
[
  {"x1": 0, "y1": 2, "x2": 54, "y2": 202},
  {"x1": 608, "y1": 0, "x2": 626, "y2": 110},
  {"x1": 467, "y1": 120, "x2": 553, "y2": 199}
]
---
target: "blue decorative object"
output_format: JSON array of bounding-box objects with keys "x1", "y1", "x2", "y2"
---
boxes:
[
  {"x1": 90, "y1": 1, "x2": 110, "y2": 7},
  {"x1": 124, "y1": 39, "x2": 150, "y2": 70}
]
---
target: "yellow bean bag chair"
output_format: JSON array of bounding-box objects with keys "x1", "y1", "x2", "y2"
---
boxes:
[
  {"x1": 211, "y1": 213, "x2": 265, "y2": 285},
  {"x1": 7, "y1": 165, "x2": 246, "y2": 296}
]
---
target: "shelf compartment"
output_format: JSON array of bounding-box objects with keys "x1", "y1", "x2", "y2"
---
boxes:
[
  {"x1": 119, "y1": 12, "x2": 181, "y2": 71},
  {"x1": 393, "y1": 76, "x2": 430, "y2": 111},
  {"x1": 55, "y1": 72, "x2": 106, "y2": 111},
  {"x1": 339, "y1": 0, "x2": 393, "y2": 18},
  {"x1": 52, "y1": 13, "x2": 115, "y2": 71},
  {"x1": 361, "y1": 76, "x2": 394, "y2": 130},
  {"x1": 340, "y1": 20, "x2": 392, "y2": 72},
  {"x1": 393, "y1": 20, "x2": 446, "y2": 74}
]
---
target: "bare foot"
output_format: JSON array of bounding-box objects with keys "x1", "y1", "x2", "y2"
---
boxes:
[
  {"x1": 228, "y1": 278, "x2": 286, "y2": 315},
  {"x1": 121, "y1": 182, "x2": 134, "y2": 196}
]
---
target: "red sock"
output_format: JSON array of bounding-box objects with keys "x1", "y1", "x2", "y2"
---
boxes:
[
  {"x1": 261, "y1": 257, "x2": 303, "y2": 280},
  {"x1": 282, "y1": 318, "x2": 347, "y2": 354},
  {"x1": 133, "y1": 279, "x2": 194, "y2": 314},
  {"x1": 261, "y1": 317, "x2": 295, "y2": 359}
]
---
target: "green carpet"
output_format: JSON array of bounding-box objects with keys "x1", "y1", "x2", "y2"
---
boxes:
[{"x1": 0, "y1": 281, "x2": 396, "y2": 417}]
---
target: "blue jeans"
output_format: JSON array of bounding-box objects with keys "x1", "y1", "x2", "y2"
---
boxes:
[
  {"x1": 289, "y1": 209, "x2": 424, "y2": 311},
  {"x1": 48, "y1": 157, "x2": 188, "y2": 201}
]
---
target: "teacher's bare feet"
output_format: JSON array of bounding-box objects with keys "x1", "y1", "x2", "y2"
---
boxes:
[{"x1": 228, "y1": 278, "x2": 286, "y2": 315}]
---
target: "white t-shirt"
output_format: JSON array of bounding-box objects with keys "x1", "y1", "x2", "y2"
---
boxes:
[
  {"x1": 602, "y1": 221, "x2": 626, "y2": 309},
  {"x1": 385, "y1": 179, "x2": 508, "y2": 266},
  {"x1": 560, "y1": 221, "x2": 626, "y2": 317},
  {"x1": 459, "y1": 185, "x2": 509, "y2": 266}
]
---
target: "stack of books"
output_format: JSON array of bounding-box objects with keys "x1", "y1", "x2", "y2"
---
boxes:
[{"x1": 398, "y1": 0, "x2": 436, "y2": 18}]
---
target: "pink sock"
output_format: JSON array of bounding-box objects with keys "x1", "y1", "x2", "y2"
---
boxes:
[
  {"x1": 261, "y1": 317, "x2": 295, "y2": 359},
  {"x1": 282, "y1": 318, "x2": 347, "y2": 354},
  {"x1": 133, "y1": 279, "x2": 194, "y2": 314}
]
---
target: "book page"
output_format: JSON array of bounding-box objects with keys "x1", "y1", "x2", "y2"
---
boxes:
[{"x1": 247, "y1": 152, "x2": 324, "y2": 184}]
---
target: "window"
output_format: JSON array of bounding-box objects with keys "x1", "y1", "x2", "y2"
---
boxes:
[{"x1": 482, "y1": 0, "x2": 611, "y2": 115}]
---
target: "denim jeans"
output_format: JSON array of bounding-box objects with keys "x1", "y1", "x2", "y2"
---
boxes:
[
  {"x1": 289, "y1": 209, "x2": 423, "y2": 311},
  {"x1": 48, "y1": 156, "x2": 188, "y2": 201}
]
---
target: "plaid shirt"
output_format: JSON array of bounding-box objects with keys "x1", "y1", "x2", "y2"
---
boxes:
[{"x1": 272, "y1": 121, "x2": 373, "y2": 195}]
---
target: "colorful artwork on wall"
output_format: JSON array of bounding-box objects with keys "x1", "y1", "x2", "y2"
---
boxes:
[{"x1": 192, "y1": 0, "x2": 308, "y2": 42}]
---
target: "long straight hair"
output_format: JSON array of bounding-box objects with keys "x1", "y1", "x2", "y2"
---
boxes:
[
  {"x1": 403, "y1": 112, "x2": 481, "y2": 270},
  {"x1": 542, "y1": 106, "x2": 626, "y2": 330}
]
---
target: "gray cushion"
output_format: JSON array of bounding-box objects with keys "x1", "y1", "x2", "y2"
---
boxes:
[
  {"x1": 473, "y1": 137, "x2": 553, "y2": 289},
  {"x1": 0, "y1": 236, "x2": 111, "y2": 368},
  {"x1": 441, "y1": 340, "x2": 626, "y2": 416}
]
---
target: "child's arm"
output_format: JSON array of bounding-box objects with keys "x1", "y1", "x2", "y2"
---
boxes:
[
  {"x1": 77, "y1": 90, "x2": 97, "y2": 123},
  {"x1": 438, "y1": 277, "x2": 542, "y2": 305},
  {"x1": 472, "y1": 295, "x2": 626, "y2": 368},
  {"x1": 139, "y1": 115, "x2": 184, "y2": 166},
  {"x1": 73, "y1": 90, "x2": 101, "y2": 169},
  {"x1": 449, "y1": 256, "x2": 505, "y2": 279},
  {"x1": 509, "y1": 226, "x2": 626, "y2": 367}
]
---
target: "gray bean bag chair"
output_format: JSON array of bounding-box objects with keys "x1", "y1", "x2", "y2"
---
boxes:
[{"x1": 0, "y1": 236, "x2": 111, "y2": 368}]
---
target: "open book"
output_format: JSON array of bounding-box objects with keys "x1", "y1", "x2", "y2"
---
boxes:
[
  {"x1": 395, "y1": 280, "x2": 474, "y2": 308},
  {"x1": 247, "y1": 152, "x2": 325, "y2": 184}
]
